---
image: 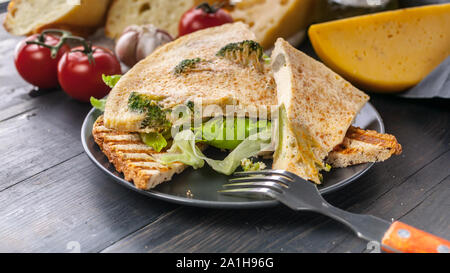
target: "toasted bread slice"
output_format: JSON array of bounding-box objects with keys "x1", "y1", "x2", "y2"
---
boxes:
[
  {"x1": 327, "y1": 126, "x2": 402, "y2": 168},
  {"x1": 104, "y1": 22, "x2": 276, "y2": 133},
  {"x1": 93, "y1": 115, "x2": 186, "y2": 190},
  {"x1": 3, "y1": 0, "x2": 110, "y2": 36},
  {"x1": 271, "y1": 38, "x2": 370, "y2": 183}
]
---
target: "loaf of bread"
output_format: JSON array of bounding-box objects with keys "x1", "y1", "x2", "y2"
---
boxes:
[
  {"x1": 3, "y1": 0, "x2": 111, "y2": 36},
  {"x1": 105, "y1": 0, "x2": 196, "y2": 39},
  {"x1": 230, "y1": 0, "x2": 316, "y2": 49},
  {"x1": 105, "y1": 0, "x2": 316, "y2": 47}
]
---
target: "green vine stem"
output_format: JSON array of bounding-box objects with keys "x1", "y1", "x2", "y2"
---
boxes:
[
  {"x1": 196, "y1": 2, "x2": 225, "y2": 14},
  {"x1": 26, "y1": 29, "x2": 96, "y2": 64}
]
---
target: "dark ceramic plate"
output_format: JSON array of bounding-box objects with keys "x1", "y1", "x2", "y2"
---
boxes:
[{"x1": 81, "y1": 103, "x2": 384, "y2": 209}]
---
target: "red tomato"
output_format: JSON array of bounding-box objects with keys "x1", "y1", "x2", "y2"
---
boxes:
[
  {"x1": 14, "y1": 34, "x2": 70, "y2": 89},
  {"x1": 57, "y1": 46, "x2": 121, "y2": 102},
  {"x1": 179, "y1": 3, "x2": 233, "y2": 36}
]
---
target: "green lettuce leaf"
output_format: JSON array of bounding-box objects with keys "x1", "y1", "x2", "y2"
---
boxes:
[
  {"x1": 160, "y1": 130, "x2": 205, "y2": 169},
  {"x1": 90, "y1": 97, "x2": 107, "y2": 111},
  {"x1": 90, "y1": 74, "x2": 121, "y2": 112},
  {"x1": 160, "y1": 129, "x2": 272, "y2": 175},
  {"x1": 200, "y1": 129, "x2": 272, "y2": 175},
  {"x1": 140, "y1": 132, "x2": 168, "y2": 152},
  {"x1": 102, "y1": 74, "x2": 122, "y2": 88},
  {"x1": 197, "y1": 117, "x2": 272, "y2": 150}
]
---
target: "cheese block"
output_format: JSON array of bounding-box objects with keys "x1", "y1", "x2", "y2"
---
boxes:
[
  {"x1": 105, "y1": 0, "x2": 196, "y2": 39},
  {"x1": 309, "y1": 4, "x2": 450, "y2": 93},
  {"x1": 3, "y1": 0, "x2": 111, "y2": 36},
  {"x1": 230, "y1": 0, "x2": 316, "y2": 49}
]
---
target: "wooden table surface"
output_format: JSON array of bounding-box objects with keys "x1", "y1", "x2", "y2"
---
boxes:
[{"x1": 0, "y1": 2, "x2": 449, "y2": 253}]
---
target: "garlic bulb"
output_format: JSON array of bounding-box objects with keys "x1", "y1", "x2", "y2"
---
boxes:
[{"x1": 115, "y1": 24, "x2": 173, "y2": 67}]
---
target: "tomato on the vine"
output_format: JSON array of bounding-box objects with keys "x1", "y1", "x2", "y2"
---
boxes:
[
  {"x1": 57, "y1": 46, "x2": 122, "y2": 102},
  {"x1": 14, "y1": 34, "x2": 70, "y2": 89},
  {"x1": 179, "y1": 3, "x2": 233, "y2": 37}
]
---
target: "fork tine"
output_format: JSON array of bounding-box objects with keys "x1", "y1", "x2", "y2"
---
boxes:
[
  {"x1": 233, "y1": 169, "x2": 296, "y2": 180},
  {"x1": 223, "y1": 181, "x2": 286, "y2": 192},
  {"x1": 228, "y1": 175, "x2": 291, "y2": 186},
  {"x1": 219, "y1": 187, "x2": 281, "y2": 200}
]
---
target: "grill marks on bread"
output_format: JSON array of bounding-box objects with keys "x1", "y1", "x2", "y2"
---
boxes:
[
  {"x1": 93, "y1": 116, "x2": 186, "y2": 190},
  {"x1": 327, "y1": 126, "x2": 402, "y2": 168}
]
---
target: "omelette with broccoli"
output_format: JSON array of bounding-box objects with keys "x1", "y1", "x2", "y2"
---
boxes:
[{"x1": 91, "y1": 22, "x2": 401, "y2": 190}]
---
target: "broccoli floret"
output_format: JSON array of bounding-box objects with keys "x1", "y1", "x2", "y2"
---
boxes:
[
  {"x1": 216, "y1": 40, "x2": 265, "y2": 70},
  {"x1": 186, "y1": 101, "x2": 195, "y2": 112},
  {"x1": 173, "y1": 58, "x2": 202, "y2": 75},
  {"x1": 240, "y1": 158, "x2": 267, "y2": 172},
  {"x1": 128, "y1": 92, "x2": 154, "y2": 113},
  {"x1": 140, "y1": 105, "x2": 171, "y2": 129},
  {"x1": 128, "y1": 92, "x2": 171, "y2": 129},
  {"x1": 317, "y1": 164, "x2": 332, "y2": 183}
]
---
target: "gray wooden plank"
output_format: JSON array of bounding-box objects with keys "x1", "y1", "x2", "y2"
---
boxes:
[
  {"x1": 102, "y1": 159, "x2": 449, "y2": 253},
  {"x1": 0, "y1": 12, "x2": 96, "y2": 190},
  {"x1": 0, "y1": 91, "x2": 92, "y2": 191},
  {"x1": 328, "y1": 150, "x2": 450, "y2": 252},
  {"x1": 102, "y1": 95, "x2": 450, "y2": 253},
  {"x1": 398, "y1": 176, "x2": 450, "y2": 239},
  {"x1": 0, "y1": 153, "x2": 178, "y2": 253},
  {"x1": 0, "y1": 12, "x2": 37, "y2": 113},
  {"x1": 101, "y1": 206, "x2": 334, "y2": 253},
  {"x1": 101, "y1": 151, "x2": 450, "y2": 253},
  {"x1": 0, "y1": 2, "x2": 8, "y2": 13},
  {"x1": 325, "y1": 96, "x2": 450, "y2": 214},
  {"x1": 329, "y1": 176, "x2": 450, "y2": 253}
]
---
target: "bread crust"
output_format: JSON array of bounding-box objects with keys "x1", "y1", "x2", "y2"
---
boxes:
[
  {"x1": 272, "y1": 38, "x2": 370, "y2": 183},
  {"x1": 93, "y1": 115, "x2": 187, "y2": 190},
  {"x1": 3, "y1": 0, "x2": 110, "y2": 36},
  {"x1": 327, "y1": 126, "x2": 402, "y2": 168},
  {"x1": 2, "y1": 0, "x2": 18, "y2": 34}
]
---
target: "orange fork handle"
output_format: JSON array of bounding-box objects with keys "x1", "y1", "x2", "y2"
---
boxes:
[{"x1": 381, "y1": 221, "x2": 450, "y2": 253}]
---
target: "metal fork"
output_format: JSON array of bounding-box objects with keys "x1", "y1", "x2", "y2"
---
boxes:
[{"x1": 220, "y1": 170, "x2": 450, "y2": 253}]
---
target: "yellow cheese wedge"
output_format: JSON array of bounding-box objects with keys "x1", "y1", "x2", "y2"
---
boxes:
[{"x1": 309, "y1": 4, "x2": 450, "y2": 93}]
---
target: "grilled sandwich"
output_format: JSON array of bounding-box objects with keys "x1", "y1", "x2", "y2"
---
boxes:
[
  {"x1": 93, "y1": 115, "x2": 186, "y2": 190},
  {"x1": 92, "y1": 24, "x2": 401, "y2": 189},
  {"x1": 94, "y1": 112, "x2": 401, "y2": 190},
  {"x1": 96, "y1": 22, "x2": 280, "y2": 188},
  {"x1": 271, "y1": 38, "x2": 370, "y2": 183}
]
